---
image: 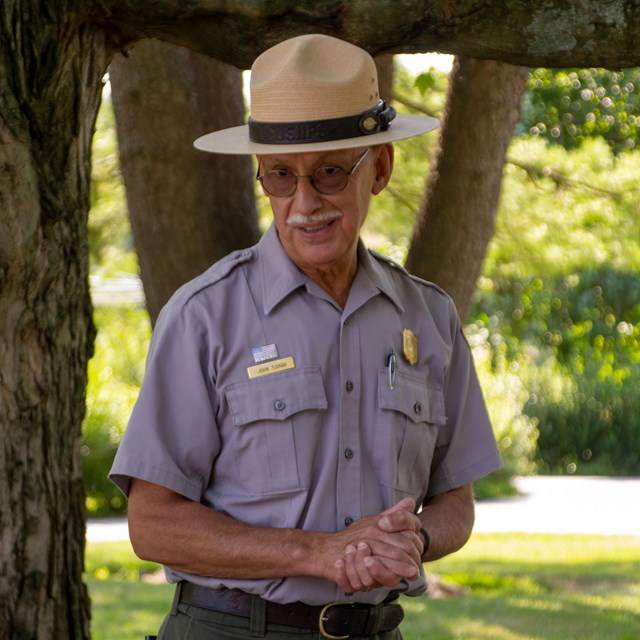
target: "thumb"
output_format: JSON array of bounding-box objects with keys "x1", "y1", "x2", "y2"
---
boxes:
[
  {"x1": 381, "y1": 497, "x2": 416, "y2": 517},
  {"x1": 379, "y1": 497, "x2": 417, "y2": 532}
]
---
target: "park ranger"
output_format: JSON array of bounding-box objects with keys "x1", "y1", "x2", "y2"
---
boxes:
[{"x1": 110, "y1": 33, "x2": 501, "y2": 639}]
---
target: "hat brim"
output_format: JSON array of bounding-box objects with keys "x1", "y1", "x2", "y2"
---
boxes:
[{"x1": 193, "y1": 114, "x2": 439, "y2": 155}]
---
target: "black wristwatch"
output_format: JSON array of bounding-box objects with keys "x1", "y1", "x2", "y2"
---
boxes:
[{"x1": 419, "y1": 527, "x2": 430, "y2": 561}]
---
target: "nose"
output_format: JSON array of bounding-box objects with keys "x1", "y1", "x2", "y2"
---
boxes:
[{"x1": 291, "y1": 174, "x2": 323, "y2": 214}]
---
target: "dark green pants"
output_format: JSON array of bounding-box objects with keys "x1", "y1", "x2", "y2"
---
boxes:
[{"x1": 157, "y1": 586, "x2": 404, "y2": 640}]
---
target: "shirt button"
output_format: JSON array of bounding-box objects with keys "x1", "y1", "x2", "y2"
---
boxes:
[
  {"x1": 344, "y1": 516, "x2": 354, "y2": 526},
  {"x1": 274, "y1": 400, "x2": 286, "y2": 411},
  {"x1": 344, "y1": 448, "x2": 354, "y2": 459},
  {"x1": 414, "y1": 402, "x2": 422, "y2": 414},
  {"x1": 345, "y1": 380, "x2": 354, "y2": 392}
]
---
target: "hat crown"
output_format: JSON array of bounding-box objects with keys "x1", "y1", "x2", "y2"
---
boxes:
[
  {"x1": 193, "y1": 34, "x2": 439, "y2": 154},
  {"x1": 250, "y1": 34, "x2": 380, "y2": 123}
]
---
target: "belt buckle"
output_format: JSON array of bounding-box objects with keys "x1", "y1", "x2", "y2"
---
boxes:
[{"x1": 319, "y1": 602, "x2": 350, "y2": 640}]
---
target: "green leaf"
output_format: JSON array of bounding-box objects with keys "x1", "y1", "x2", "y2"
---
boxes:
[{"x1": 414, "y1": 71, "x2": 436, "y2": 96}]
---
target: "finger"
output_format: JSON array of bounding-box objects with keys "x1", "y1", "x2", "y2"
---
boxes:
[
  {"x1": 345, "y1": 544, "x2": 405, "y2": 592},
  {"x1": 345, "y1": 542, "x2": 380, "y2": 591},
  {"x1": 361, "y1": 555, "x2": 419, "y2": 588},
  {"x1": 368, "y1": 556, "x2": 421, "y2": 582},
  {"x1": 367, "y1": 533, "x2": 422, "y2": 567},
  {"x1": 379, "y1": 508, "x2": 421, "y2": 535},
  {"x1": 354, "y1": 542, "x2": 377, "y2": 590},
  {"x1": 344, "y1": 544, "x2": 367, "y2": 593},
  {"x1": 334, "y1": 557, "x2": 354, "y2": 595},
  {"x1": 400, "y1": 528, "x2": 425, "y2": 559}
]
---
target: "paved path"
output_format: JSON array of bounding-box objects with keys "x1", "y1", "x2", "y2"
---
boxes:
[
  {"x1": 87, "y1": 476, "x2": 640, "y2": 543},
  {"x1": 473, "y1": 475, "x2": 640, "y2": 536}
]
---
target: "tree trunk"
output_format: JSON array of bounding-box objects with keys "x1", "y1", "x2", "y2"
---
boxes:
[
  {"x1": 375, "y1": 54, "x2": 395, "y2": 104},
  {"x1": 405, "y1": 57, "x2": 529, "y2": 320},
  {"x1": 0, "y1": 6, "x2": 110, "y2": 638},
  {"x1": 109, "y1": 39, "x2": 260, "y2": 325}
]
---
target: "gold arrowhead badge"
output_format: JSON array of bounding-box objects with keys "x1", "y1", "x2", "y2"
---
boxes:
[{"x1": 402, "y1": 329, "x2": 418, "y2": 365}]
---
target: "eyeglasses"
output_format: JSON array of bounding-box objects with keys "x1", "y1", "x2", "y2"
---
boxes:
[{"x1": 257, "y1": 147, "x2": 371, "y2": 198}]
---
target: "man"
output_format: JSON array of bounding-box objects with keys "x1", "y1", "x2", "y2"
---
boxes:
[{"x1": 110, "y1": 34, "x2": 502, "y2": 639}]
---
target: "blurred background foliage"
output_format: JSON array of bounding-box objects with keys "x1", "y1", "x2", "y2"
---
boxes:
[
  {"x1": 83, "y1": 306, "x2": 151, "y2": 515},
  {"x1": 520, "y1": 68, "x2": 640, "y2": 154},
  {"x1": 85, "y1": 61, "x2": 640, "y2": 516}
]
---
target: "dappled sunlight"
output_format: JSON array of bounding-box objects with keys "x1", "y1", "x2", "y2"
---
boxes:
[
  {"x1": 88, "y1": 579, "x2": 172, "y2": 640},
  {"x1": 402, "y1": 533, "x2": 640, "y2": 639},
  {"x1": 84, "y1": 517, "x2": 640, "y2": 639},
  {"x1": 400, "y1": 589, "x2": 637, "y2": 639}
]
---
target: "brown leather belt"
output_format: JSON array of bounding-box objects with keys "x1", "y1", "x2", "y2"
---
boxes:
[{"x1": 179, "y1": 583, "x2": 405, "y2": 639}]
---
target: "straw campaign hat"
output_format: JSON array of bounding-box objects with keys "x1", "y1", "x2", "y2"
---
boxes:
[{"x1": 194, "y1": 34, "x2": 439, "y2": 155}]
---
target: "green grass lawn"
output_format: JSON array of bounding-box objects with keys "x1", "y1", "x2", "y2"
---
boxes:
[{"x1": 86, "y1": 533, "x2": 640, "y2": 640}]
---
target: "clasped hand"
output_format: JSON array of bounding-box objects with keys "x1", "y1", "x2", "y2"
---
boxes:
[{"x1": 333, "y1": 497, "x2": 423, "y2": 594}]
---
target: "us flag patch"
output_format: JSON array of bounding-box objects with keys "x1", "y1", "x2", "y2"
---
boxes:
[{"x1": 252, "y1": 343, "x2": 279, "y2": 363}]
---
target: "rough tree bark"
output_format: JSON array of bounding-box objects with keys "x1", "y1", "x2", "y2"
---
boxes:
[
  {"x1": 3, "y1": 2, "x2": 640, "y2": 638},
  {"x1": 0, "y1": 5, "x2": 112, "y2": 638},
  {"x1": 99, "y1": 0, "x2": 640, "y2": 69},
  {"x1": 110, "y1": 40, "x2": 260, "y2": 325},
  {"x1": 405, "y1": 57, "x2": 530, "y2": 321}
]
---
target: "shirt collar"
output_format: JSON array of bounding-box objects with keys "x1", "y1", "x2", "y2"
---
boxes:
[
  {"x1": 259, "y1": 223, "x2": 405, "y2": 315},
  {"x1": 259, "y1": 224, "x2": 307, "y2": 315},
  {"x1": 354, "y1": 242, "x2": 405, "y2": 314}
]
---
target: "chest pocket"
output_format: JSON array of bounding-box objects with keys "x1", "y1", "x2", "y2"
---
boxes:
[
  {"x1": 224, "y1": 367, "x2": 327, "y2": 496},
  {"x1": 374, "y1": 368, "x2": 446, "y2": 498}
]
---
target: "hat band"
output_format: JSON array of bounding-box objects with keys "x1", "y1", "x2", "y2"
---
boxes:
[{"x1": 248, "y1": 100, "x2": 396, "y2": 145}]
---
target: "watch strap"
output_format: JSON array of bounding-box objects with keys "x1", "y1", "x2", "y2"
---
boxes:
[{"x1": 419, "y1": 527, "x2": 430, "y2": 561}]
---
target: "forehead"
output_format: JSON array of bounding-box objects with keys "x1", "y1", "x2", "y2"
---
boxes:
[{"x1": 258, "y1": 148, "x2": 360, "y2": 168}]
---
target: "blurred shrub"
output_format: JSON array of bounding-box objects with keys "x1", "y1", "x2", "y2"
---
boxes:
[
  {"x1": 520, "y1": 67, "x2": 640, "y2": 153},
  {"x1": 465, "y1": 324, "x2": 539, "y2": 498},
  {"x1": 473, "y1": 269, "x2": 640, "y2": 475},
  {"x1": 82, "y1": 305, "x2": 151, "y2": 516},
  {"x1": 474, "y1": 136, "x2": 640, "y2": 475}
]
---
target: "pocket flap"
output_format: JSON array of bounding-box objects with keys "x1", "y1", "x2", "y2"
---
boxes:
[
  {"x1": 378, "y1": 368, "x2": 446, "y2": 425},
  {"x1": 225, "y1": 367, "x2": 327, "y2": 426}
]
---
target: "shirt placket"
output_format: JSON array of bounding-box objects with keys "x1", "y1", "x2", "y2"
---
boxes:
[{"x1": 336, "y1": 312, "x2": 363, "y2": 530}]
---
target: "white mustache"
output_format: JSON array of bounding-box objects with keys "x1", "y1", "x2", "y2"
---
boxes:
[{"x1": 286, "y1": 211, "x2": 343, "y2": 226}]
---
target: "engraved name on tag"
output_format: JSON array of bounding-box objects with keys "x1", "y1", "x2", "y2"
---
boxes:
[{"x1": 247, "y1": 356, "x2": 296, "y2": 379}]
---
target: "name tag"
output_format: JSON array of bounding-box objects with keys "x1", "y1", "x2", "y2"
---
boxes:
[{"x1": 247, "y1": 356, "x2": 296, "y2": 379}]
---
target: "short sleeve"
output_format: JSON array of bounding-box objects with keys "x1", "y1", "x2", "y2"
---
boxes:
[
  {"x1": 427, "y1": 299, "x2": 502, "y2": 496},
  {"x1": 109, "y1": 297, "x2": 220, "y2": 502}
]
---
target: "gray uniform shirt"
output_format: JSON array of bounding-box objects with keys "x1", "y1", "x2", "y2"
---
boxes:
[{"x1": 110, "y1": 223, "x2": 501, "y2": 605}]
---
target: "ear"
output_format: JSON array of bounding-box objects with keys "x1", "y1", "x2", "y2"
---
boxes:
[{"x1": 371, "y1": 143, "x2": 394, "y2": 195}]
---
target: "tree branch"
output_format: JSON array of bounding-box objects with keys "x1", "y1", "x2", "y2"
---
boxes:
[
  {"x1": 391, "y1": 92, "x2": 438, "y2": 119},
  {"x1": 507, "y1": 158, "x2": 626, "y2": 198},
  {"x1": 385, "y1": 185, "x2": 419, "y2": 215},
  {"x1": 94, "y1": 0, "x2": 640, "y2": 69}
]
